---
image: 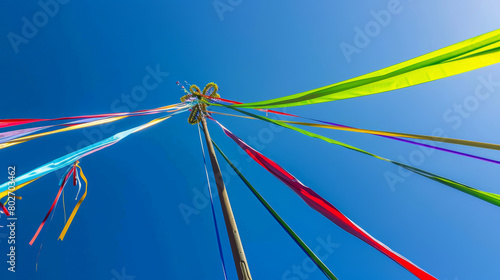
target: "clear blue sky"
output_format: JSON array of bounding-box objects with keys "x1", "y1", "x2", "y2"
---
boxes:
[{"x1": 1, "y1": 1, "x2": 500, "y2": 279}]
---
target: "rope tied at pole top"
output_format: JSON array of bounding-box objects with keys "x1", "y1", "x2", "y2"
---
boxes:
[{"x1": 180, "y1": 82, "x2": 220, "y2": 124}]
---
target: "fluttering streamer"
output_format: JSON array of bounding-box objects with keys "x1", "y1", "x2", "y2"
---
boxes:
[
  {"x1": 0, "y1": 116, "x2": 127, "y2": 150},
  {"x1": 209, "y1": 96, "x2": 500, "y2": 155},
  {"x1": 210, "y1": 117, "x2": 436, "y2": 280},
  {"x1": 0, "y1": 103, "x2": 184, "y2": 129},
  {"x1": 212, "y1": 140, "x2": 338, "y2": 280},
  {"x1": 30, "y1": 166, "x2": 74, "y2": 245},
  {"x1": 0, "y1": 126, "x2": 52, "y2": 144},
  {"x1": 0, "y1": 103, "x2": 189, "y2": 150},
  {"x1": 0, "y1": 119, "x2": 46, "y2": 129},
  {"x1": 0, "y1": 113, "x2": 182, "y2": 199},
  {"x1": 58, "y1": 162, "x2": 88, "y2": 241},
  {"x1": 222, "y1": 107, "x2": 500, "y2": 207},
  {"x1": 208, "y1": 110, "x2": 500, "y2": 165},
  {"x1": 231, "y1": 29, "x2": 500, "y2": 108},
  {"x1": 0, "y1": 201, "x2": 10, "y2": 216}
]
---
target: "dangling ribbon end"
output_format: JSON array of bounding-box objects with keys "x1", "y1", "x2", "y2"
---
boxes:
[{"x1": 0, "y1": 201, "x2": 10, "y2": 217}]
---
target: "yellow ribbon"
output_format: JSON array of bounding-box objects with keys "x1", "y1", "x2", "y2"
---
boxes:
[
  {"x1": 59, "y1": 163, "x2": 88, "y2": 241},
  {"x1": 209, "y1": 111, "x2": 500, "y2": 151},
  {"x1": 0, "y1": 116, "x2": 127, "y2": 150},
  {"x1": 0, "y1": 177, "x2": 41, "y2": 200}
]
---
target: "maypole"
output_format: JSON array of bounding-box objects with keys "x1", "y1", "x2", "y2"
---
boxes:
[{"x1": 183, "y1": 83, "x2": 252, "y2": 280}]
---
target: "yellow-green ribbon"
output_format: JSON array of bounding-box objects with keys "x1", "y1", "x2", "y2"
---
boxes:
[
  {"x1": 233, "y1": 29, "x2": 500, "y2": 108},
  {"x1": 227, "y1": 107, "x2": 500, "y2": 207}
]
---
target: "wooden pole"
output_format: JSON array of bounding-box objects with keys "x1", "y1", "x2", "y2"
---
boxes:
[{"x1": 200, "y1": 117, "x2": 252, "y2": 280}]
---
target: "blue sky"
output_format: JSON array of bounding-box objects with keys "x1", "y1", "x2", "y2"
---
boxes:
[{"x1": 1, "y1": 1, "x2": 500, "y2": 279}]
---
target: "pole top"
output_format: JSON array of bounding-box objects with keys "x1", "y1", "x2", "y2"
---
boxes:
[{"x1": 181, "y1": 82, "x2": 220, "y2": 124}]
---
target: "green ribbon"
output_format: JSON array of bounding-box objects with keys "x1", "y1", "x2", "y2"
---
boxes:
[
  {"x1": 213, "y1": 140, "x2": 339, "y2": 280},
  {"x1": 233, "y1": 29, "x2": 500, "y2": 108},
  {"x1": 223, "y1": 106, "x2": 500, "y2": 208}
]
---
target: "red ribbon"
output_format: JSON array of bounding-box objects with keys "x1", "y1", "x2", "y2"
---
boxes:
[
  {"x1": 73, "y1": 166, "x2": 77, "y2": 186},
  {"x1": 29, "y1": 166, "x2": 74, "y2": 245},
  {"x1": 211, "y1": 118, "x2": 436, "y2": 280},
  {"x1": 0, "y1": 106, "x2": 174, "y2": 130},
  {"x1": 0, "y1": 119, "x2": 47, "y2": 129},
  {"x1": 0, "y1": 201, "x2": 10, "y2": 216}
]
